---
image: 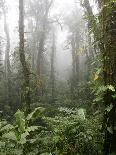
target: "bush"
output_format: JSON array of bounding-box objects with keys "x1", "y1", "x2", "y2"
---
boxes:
[{"x1": 0, "y1": 107, "x2": 103, "y2": 155}]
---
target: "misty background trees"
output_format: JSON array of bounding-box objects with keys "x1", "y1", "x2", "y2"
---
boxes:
[{"x1": 0, "y1": 0, "x2": 116, "y2": 155}]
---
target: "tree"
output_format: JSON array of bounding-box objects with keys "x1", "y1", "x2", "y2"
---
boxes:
[
  {"x1": 36, "y1": 0, "x2": 53, "y2": 76},
  {"x1": 19, "y1": 0, "x2": 31, "y2": 114},
  {"x1": 26, "y1": 0, "x2": 53, "y2": 97},
  {"x1": 50, "y1": 28, "x2": 56, "y2": 102},
  {"x1": 1, "y1": 0, "x2": 12, "y2": 110},
  {"x1": 82, "y1": 0, "x2": 116, "y2": 154},
  {"x1": 65, "y1": 10, "x2": 83, "y2": 99},
  {"x1": 101, "y1": 1, "x2": 116, "y2": 154},
  {"x1": 2, "y1": 1, "x2": 10, "y2": 78}
]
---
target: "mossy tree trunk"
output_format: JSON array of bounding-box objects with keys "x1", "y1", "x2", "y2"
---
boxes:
[
  {"x1": 102, "y1": 1, "x2": 116, "y2": 154},
  {"x1": 19, "y1": 0, "x2": 31, "y2": 114},
  {"x1": 82, "y1": 0, "x2": 116, "y2": 154}
]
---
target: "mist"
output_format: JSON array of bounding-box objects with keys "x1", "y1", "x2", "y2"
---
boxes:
[{"x1": 0, "y1": 0, "x2": 116, "y2": 154}]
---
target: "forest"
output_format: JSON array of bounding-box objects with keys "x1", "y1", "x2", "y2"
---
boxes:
[{"x1": 0, "y1": 0, "x2": 116, "y2": 154}]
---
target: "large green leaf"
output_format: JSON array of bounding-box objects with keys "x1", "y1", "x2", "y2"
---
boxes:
[
  {"x1": 15, "y1": 110, "x2": 26, "y2": 133},
  {"x1": 27, "y1": 107, "x2": 45, "y2": 121}
]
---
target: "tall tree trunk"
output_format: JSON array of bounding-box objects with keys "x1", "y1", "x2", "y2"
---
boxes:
[
  {"x1": 75, "y1": 33, "x2": 80, "y2": 83},
  {"x1": 102, "y1": 1, "x2": 116, "y2": 154},
  {"x1": 2, "y1": 1, "x2": 12, "y2": 110},
  {"x1": 50, "y1": 29, "x2": 56, "y2": 102},
  {"x1": 36, "y1": 0, "x2": 50, "y2": 76},
  {"x1": 71, "y1": 33, "x2": 80, "y2": 99},
  {"x1": 36, "y1": 32, "x2": 45, "y2": 76},
  {"x1": 71, "y1": 35, "x2": 76, "y2": 98},
  {"x1": 19, "y1": 0, "x2": 31, "y2": 114},
  {"x1": 36, "y1": 0, "x2": 53, "y2": 96},
  {"x1": 82, "y1": 0, "x2": 116, "y2": 154},
  {"x1": 3, "y1": 7, "x2": 10, "y2": 78}
]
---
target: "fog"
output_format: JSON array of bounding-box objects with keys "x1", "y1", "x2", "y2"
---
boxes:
[
  {"x1": 1, "y1": 0, "x2": 81, "y2": 80},
  {"x1": 0, "y1": 0, "x2": 97, "y2": 81},
  {"x1": 0, "y1": 1, "x2": 115, "y2": 154}
]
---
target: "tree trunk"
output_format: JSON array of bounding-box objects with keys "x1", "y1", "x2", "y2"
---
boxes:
[
  {"x1": 50, "y1": 29, "x2": 56, "y2": 103},
  {"x1": 3, "y1": 7, "x2": 10, "y2": 78},
  {"x1": 36, "y1": 0, "x2": 52, "y2": 96},
  {"x1": 102, "y1": 1, "x2": 116, "y2": 154},
  {"x1": 2, "y1": 1, "x2": 12, "y2": 110},
  {"x1": 36, "y1": 0, "x2": 50, "y2": 76},
  {"x1": 19, "y1": 0, "x2": 31, "y2": 114},
  {"x1": 75, "y1": 33, "x2": 80, "y2": 83},
  {"x1": 82, "y1": 0, "x2": 116, "y2": 154},
  {"x1": 71, "y1": 33, "x2": 80, "y2": 99},
  {"x1": 71, "y1": 35, "x2": 76, "y2": 97}
]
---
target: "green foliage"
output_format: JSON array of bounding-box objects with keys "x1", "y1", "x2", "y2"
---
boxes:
[
  {"x1": 42, "y1": 108, "x2": 103, "y2": 155},
  {"x1": 0, "y1": 107, "x2": 103, "y2": 155},
  {"x1": 92, "y1": 84, "x2": 116, "y2": 104},
  {"x1": 27, "y1": 107, "x2": 45, "y2": 122},
  {"x1": 15, "y1": 110, "x2": 26, "y2": 133},
  {"x1": 0, "y1": 107, "x2": 44, "y2": 155}
]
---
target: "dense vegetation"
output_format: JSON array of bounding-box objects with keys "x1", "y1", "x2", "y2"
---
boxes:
[{"x1": 0, "y1": 0, "x2": 116, "y2": 155}]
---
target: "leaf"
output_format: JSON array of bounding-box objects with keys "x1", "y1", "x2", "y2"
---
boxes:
[
  {"x1": 93, "y1": 96, "x2": 103, "y2": 102},
  {"x1": 19, "y1": 131, "x2": 29, "y2": 144},
  {"x1": 53, "y1": 135, "x2": 60, "y2": 143},
  {"x1": 93, "y1": 68, "x2": 102, "y2": 81},
  {"x1": 106, "y1": 104, "x2": 113, "y2": 112},
  {"x1": 78, "y1": 109, "x2": 85, "y2": 120},
  {"x1": 0, "y1": 121, "x2": 7, "y2": 128},
  {"x1": 94, "y1": 74, "x2": 99, "y2": 81},
  {"x1": 29, "y1": 139, "x2": 37, "y2": 144},
  {"x1": 26, "y1": 126, "x2": 38, "y2": 132},
  {"x1": 2, "y1": 131, "x2": 17, "y2": 141},
  {"x1": 107, "y1": 127, "x2": 113, "y2": 134},
  {"x1": 96, "y1": 85, "x2": 107, "y2": 95},
  {"x1": 107, "y1": 85, "x2": 115, "y2": 92},
  {"x1": 15, "y1": 110, "x2": 26, "y2": 133},
  {"x1": 0, "y1": 124, "x2": 14, "y2": 132},
  {"x1": 96, "y1": 68, "x2": 102, "y2": 75},
  {"x1": 27, "y1": 107, "x2": 45, "y2": 121}
]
